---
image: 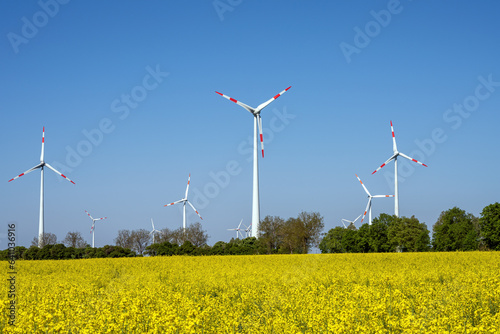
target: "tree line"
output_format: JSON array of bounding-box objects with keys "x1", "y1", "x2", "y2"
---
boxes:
[
  {"x1": 1, "y1": 212, "x2": 324, "y2": 260},
  {"x1": 1, "y1": 204, "x2": 499, "y2": 260},
  {"x1": 320, "y1": 203, "x2": 500, "y2": 253}
]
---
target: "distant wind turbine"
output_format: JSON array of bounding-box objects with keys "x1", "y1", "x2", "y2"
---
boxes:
[
  {"x1": 243, "y1": 222, "x2": 252, "y2": 238},
  {"x1": 356, "y1": 174, "x2": 394, "y2": 225},
  {"x1": 342, "y1": 215, "x2": 362, "y2": 229},
  {"x1": 372, "y1": 121, "x2": 428, "y2": 217},
  {"x1": 228, "y1": 219, "x2": 244, "y2": 239},
  {"x1": 216, "y1": 86, "x2": 292, "y2": 237},
  {"x1": 8, "y1": 127, "x2": 75, "y2": 248},
  {"x1": 85, "y1": 210, "x2": 107, "y2": 248},
  {"x1": 164, "y1": 173, "x2": 203, "y2": 231},
  {"x1": 149, "y1": 218, "x2": 159, "y2": 244}
]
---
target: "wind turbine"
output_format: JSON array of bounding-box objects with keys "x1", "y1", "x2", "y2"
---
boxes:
[
  {"x1": 85, "y1": 210, "x2": 107, "y2": 248},
  {"x1": 371, "y1": 121, "x2": 428, "y2": 217},
  {"x1": 342, "y1": 215, "x2": 362, "y2": 229},
  {"x1": 8, "y1": 127, "x2": 75, "y2": 248},
  {"x1": 149, "y1": 218, "x2": 159, "y2": 244},
  {"x1": 356, "y1": 174, "x2": 394, "y2": 225},
  {"x1": 216, "y1": 86, "x2": 292, "y2": 238},
  {"x1": 243, "y1": 223, "x2": 252, "y2": 238},
  {"x1": 228, "y1": 219, "x2": 244, "y2": 239},
  {"x1": 164, "y1": 173, "x2": 203, "y2": 231}
]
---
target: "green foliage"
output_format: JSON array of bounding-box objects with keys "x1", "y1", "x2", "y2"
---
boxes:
[
  {"x1": 432, "y1": 207, "x2": 479, "y2": 251},
  {"x1": 319, "y1": 227, "x2": 345, "y2": 253},
  {"x1": 479, "y1": 202, "x2": 500, "y2": 250},
  {"x1": 0, "y1": 244, "x2": 136, "y2": 260},
  {"x1": 388, "y1": 216, "x2": 430, "y2": 252},
  {"x1": 367, "y1": 214, "x2": 394, "y2": 252},
  {"x1": 320, "y1": 214, "x2": 430, "y2": 253}
]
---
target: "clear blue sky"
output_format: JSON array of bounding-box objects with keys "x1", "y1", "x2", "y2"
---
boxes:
[{"x1": 1, "y1": 0, "x2": 499, "y2": 248}]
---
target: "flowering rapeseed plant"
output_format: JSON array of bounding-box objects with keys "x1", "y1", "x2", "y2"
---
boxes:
[{"x1": 2, "y1": 252, "x2": 499, "y2": 333}]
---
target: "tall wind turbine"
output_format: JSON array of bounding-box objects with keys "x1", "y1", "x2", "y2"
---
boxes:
[
  {"x1": 164, "y1": 173, "x2": 203, "y2": 231},
  {"x1": 216, "y1": 86, "x2": 292, "y2": 237},
  {"x1": 371, "y1": 121, "x2": 428, "y2": 217},
  {"x1": 228, "y1": 219, "x2": 244, "y2": 239},
  {"x1": 85, "y1": 210, "x2": 107, "y2": 248},
  {"x1": 342, "y1": 215, "x2": 362, "y2": 229},
  {"x1": 149, "y1": 218, "x2": 159, "y2": 244},
  {"x1": 8, "y1": 127, "x2": 75, "y2": 247},
  {"x1": 356, "y1": 174, "x2": 394, "y2": 225}
]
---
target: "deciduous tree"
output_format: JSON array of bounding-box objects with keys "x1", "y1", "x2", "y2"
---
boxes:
[
  {"x1": 389, "y1": 216, "x2": 430, "y2": 252},
  {"x1": 479, "y1": 202, "x2": 500, "y2": 250},
  {"x1": 31, "y1": 233, "x2": 57, "y2": 248},
  {"x1": 63, "y1": 231, "x2": 87, "y2": 248},
  {"x1": 432, "y1": 207, "x2": 479, "y2": 251}
]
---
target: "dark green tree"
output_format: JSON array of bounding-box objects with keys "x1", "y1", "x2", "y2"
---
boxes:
[
  {"x1": 342, "y1": 228, "x2": 359, "y2": 253},
  {"x1": 479, "y1": 202, "x2": 500, "y2": 250},
  {"x1": 319, "y1": 227, "x2": 346, "y2": 253},
  {"x1": 367, "y1": 214, "x2": 395, "y2": 252},
  {"x1": 356, "y1": 223, "x2": 371, "y2": 253},
  {"x1": 388, "y1": 216, "x2": 430, "y2": 252},
  {"x1": 432, "y1": 207, "x2": 479, "y2": 251}
]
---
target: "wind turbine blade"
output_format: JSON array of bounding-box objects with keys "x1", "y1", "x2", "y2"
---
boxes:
[
  {"x1": 90, "y1": 222, "x2": 95, "y2": 233},
  {"x1": 353, "y1": 214, "x2": 362, "y2": 223},
  {"x1": 94, "y1": 217, "x2": 107, "y2": 221},
  {"x1": 341, "y1": 219, "x2": 348, "y2": 228},
  {"x1": 45, "y1": 163, "x2": 75, "y2": 184},
  {"x1": 8, "y1": 163, "x2": 43, "y2": 182},
  {"x1": 215, "y1": 91, "x2": 255, "y2": 114},
  {"x1": 238, "y1": 219, "x2": 243, "y2": 229},
  {"x1": 355, "y1": 174, "x2": 371, "y2": 197},
  {"x1": 85, "y1": 210, "x2": 94, "y2": 221},
  {"x1": 151, "y1": 218, "x2": 155, "y2": 230},
  {"x1": 361, "y1": 198, "x2": 371, "y2": 223},
  {"x1": 399, "y1": 152, "x2": 428, "y2": 167},
  {"x1": 40, "y1": 126, "x2": 45, "y2": 162},
  {"x1": 185, "y1": 174, "x2": 191, "y2": 199},
  {"x1": 372, "y1": 154, "x2": 397, "y2": 175},
  {"x1": 257, "y1": 115, "x2": 264, "y2": 158},
  {"x1": 164, "y1": 199, "x2": 184, "y2": 207},
  {"x1": 256, "y1": 86, "x2": 292, "y2": 112},
  {"x1": 187, "y1": 201, "x2": 203, "y2": 220},
  {"x1": 372, "y1": 195, "x2": 395, "y2": 198},
  {"x1": 390, "y1": 121, "x2": 398, "y2": 153}
]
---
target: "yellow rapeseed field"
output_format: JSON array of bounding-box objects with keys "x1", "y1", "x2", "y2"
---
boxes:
[{"x1": 2, "y1": 252, "x2": 500, "y2": 333}]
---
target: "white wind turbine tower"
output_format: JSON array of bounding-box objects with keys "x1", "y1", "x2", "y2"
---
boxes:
[
  {"x1": 216, "y1": 86, "x2": 292, "y2": 238},
  {"x1": 371, "y1": 121, "x2": 428, "y2": 217},
  {"x1": 356, "y1": 174, "x2": 394, "y2": 225},
  {"x1": 164, "y1": 174, "x2": 203, "y2": 231},
  {"x1": 85, "y1": 210, "x2": 107, "y2": 248},
  {"x1": 8, "y1": 127, "x2": 75, "y2": 248},
  {"x1": 342, "y1": 215, "x2": 362, "y2": 229},
  {"x1": 228, "y1": 219, "x2": 244, "y2": 239},
  {"x1": 149, "y1": 218, "x2": 159, "y2": 244}
]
